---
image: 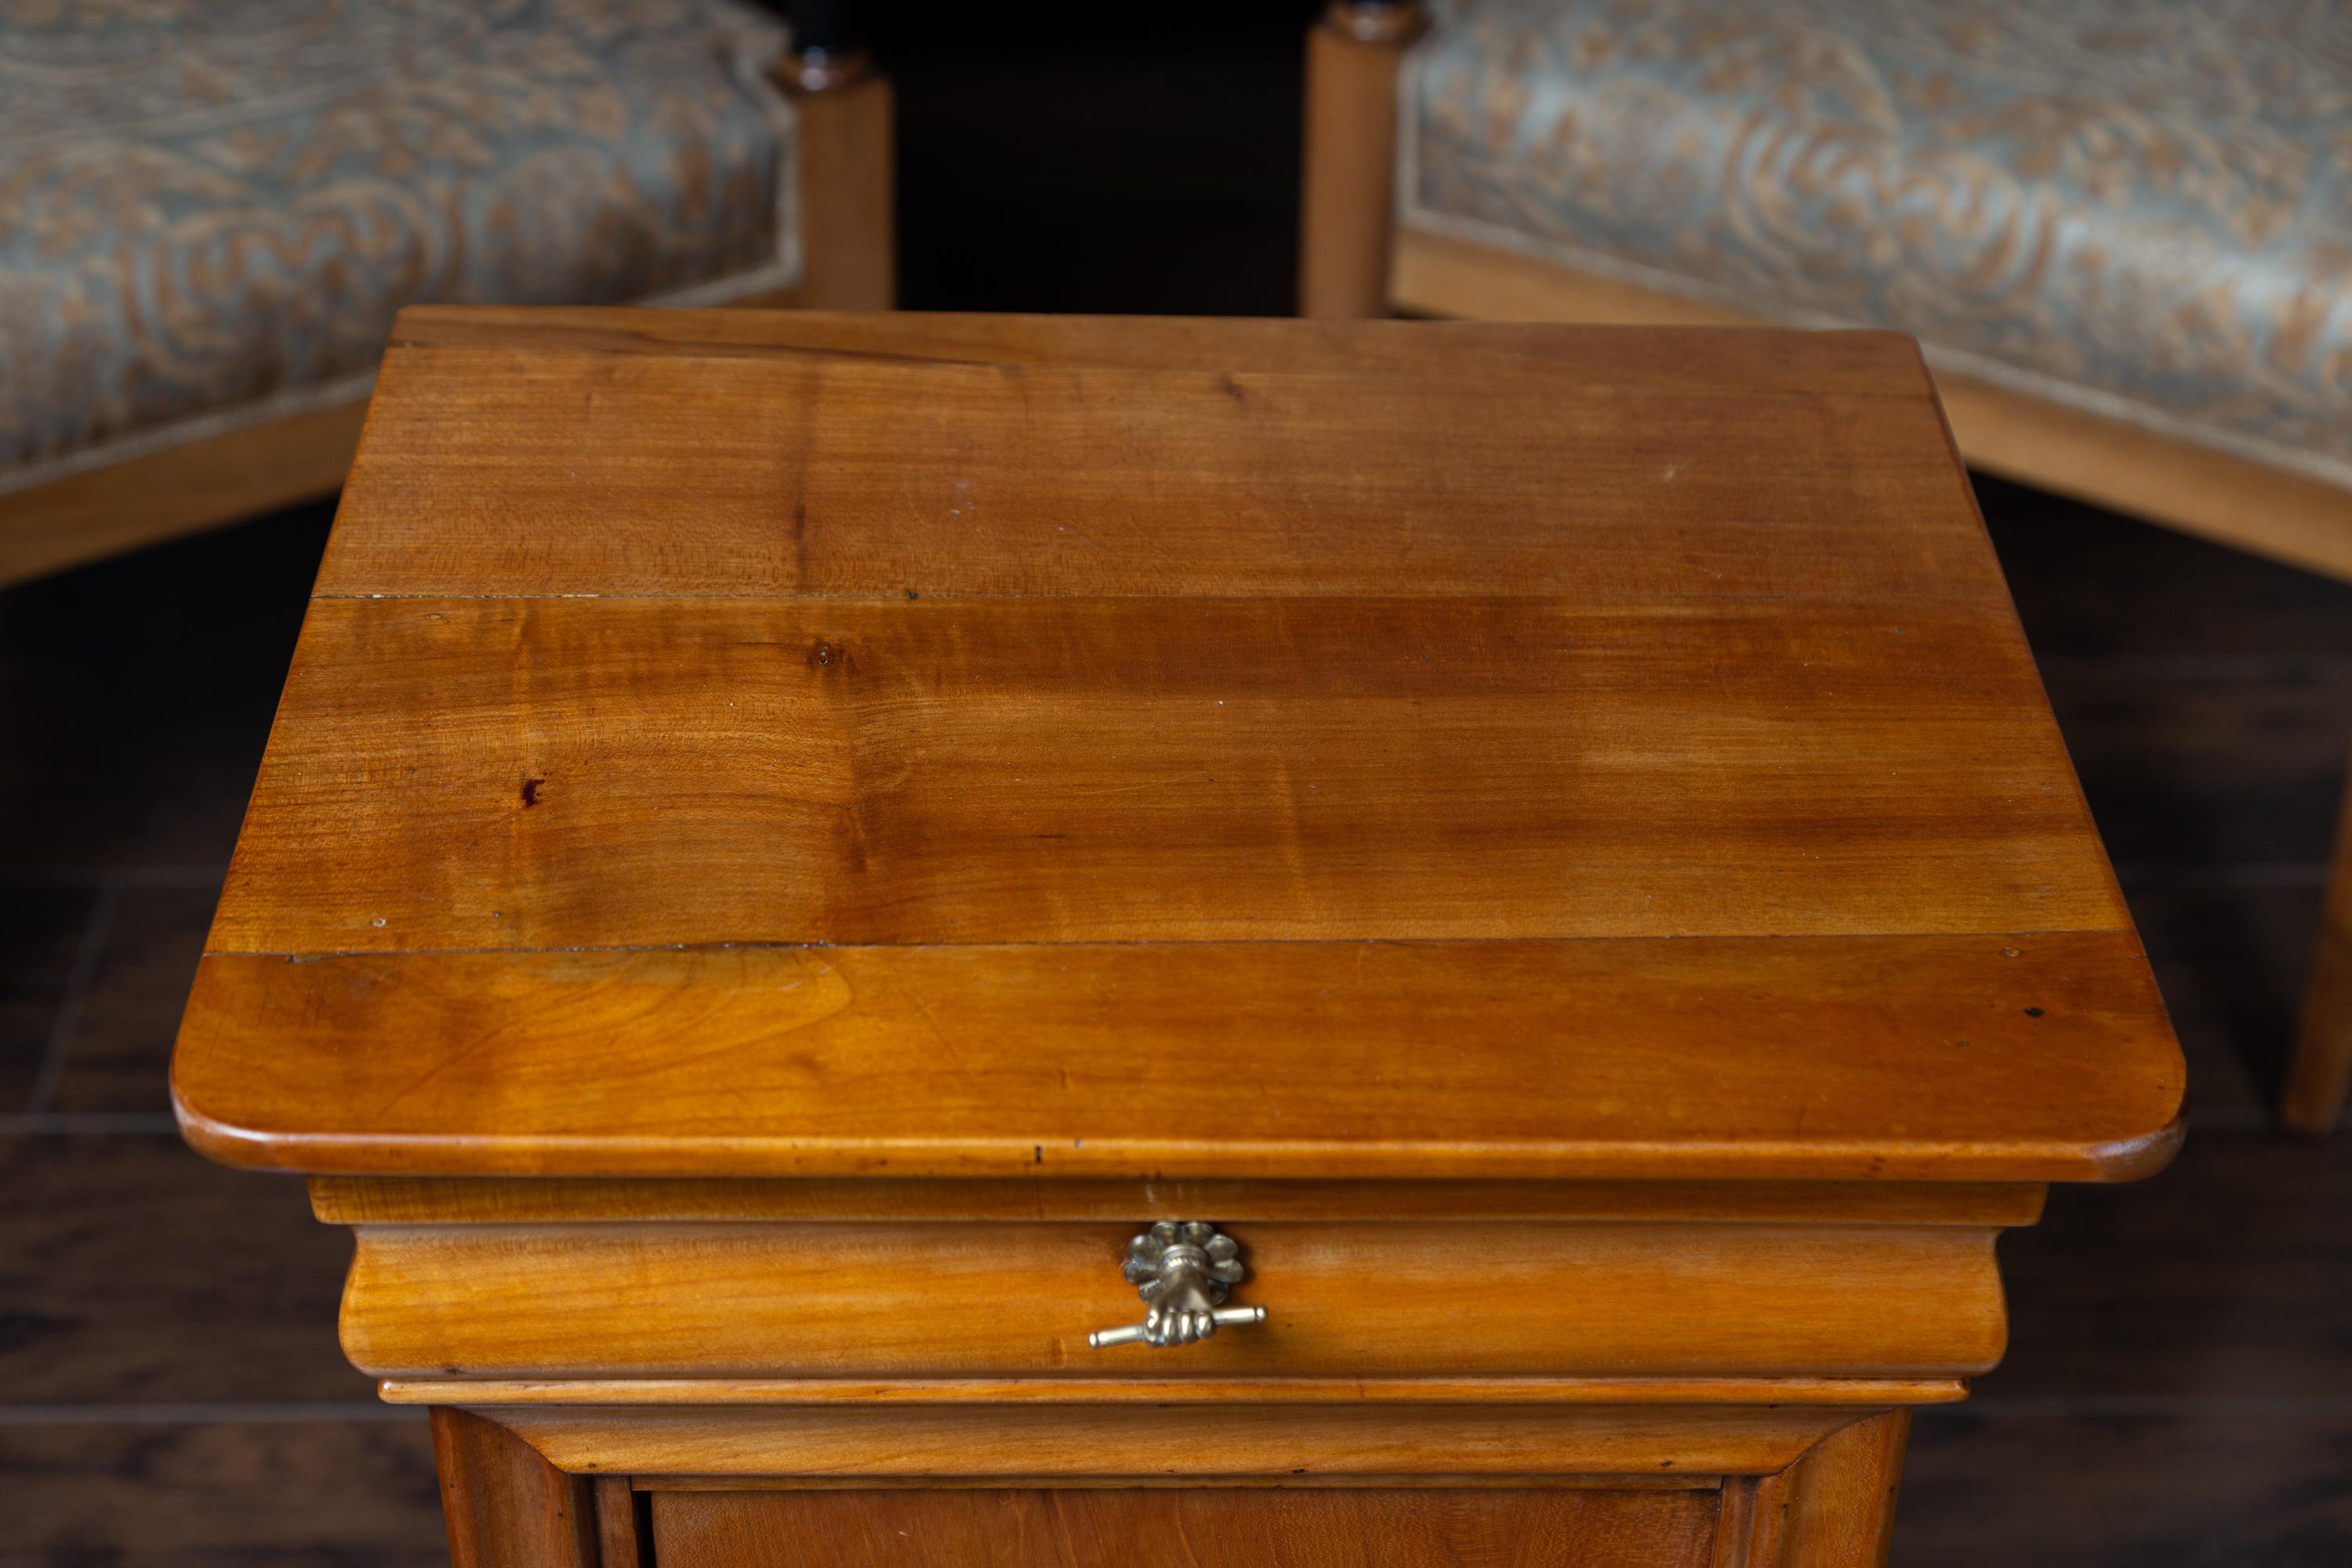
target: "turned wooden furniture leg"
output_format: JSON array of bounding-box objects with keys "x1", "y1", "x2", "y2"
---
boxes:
[
  {"x1": 1299, "y1": 2, "x2": 1427, "y2": 318},
  {"x1": 2285, "y1": 765, "x2": 2352, "y2": 1133},
  {"x1": 431, "y1": 1406, "x2": 599, "y2": 1568},
  {"x1": 773, "y1": 2, "x2": 895, "y2": 311}
]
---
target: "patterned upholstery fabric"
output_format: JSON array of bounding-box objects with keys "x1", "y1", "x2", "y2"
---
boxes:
[
  {"x1": 0, "y1": 0, "x2": 795, "y2": 485},
  {"x1": 1402, "y1": 0, "x2": 2352, "y2": 488}
]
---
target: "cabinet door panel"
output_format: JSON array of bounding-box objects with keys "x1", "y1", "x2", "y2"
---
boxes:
[{"x1": 649, "y1": 1486, "x2": 1719, "y2": 1566}]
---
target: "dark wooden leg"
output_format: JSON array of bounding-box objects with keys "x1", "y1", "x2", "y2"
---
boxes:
[
  {"x1": 772, "y1": 2, "x2": 895, "y2": 312},
  {"x1": 1299, "y1": 2, "x2": 1428, "y2": 318},
  {"x1": 2285, "y1": 764, "x2": 2352, "y2": 1134},
  {"x1": 431, "y1": 1406, "x2": 599, "y2": 1568}
]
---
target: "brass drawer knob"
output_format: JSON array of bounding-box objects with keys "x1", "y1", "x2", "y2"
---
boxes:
[{"x1": 1088, "y1": 1220, "x2": 1265, "y2": 1348}]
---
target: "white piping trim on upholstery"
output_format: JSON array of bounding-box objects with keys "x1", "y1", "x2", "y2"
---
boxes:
[
  {"x1": 1391, "y1": 53, "x2": 2352, "y2": 499},
  {"x1": 642, "y1": 254, "x2": 802, "y2": 310},
  {"x1": 731, "y1": 16, "x2": 805, "y2": 293}
]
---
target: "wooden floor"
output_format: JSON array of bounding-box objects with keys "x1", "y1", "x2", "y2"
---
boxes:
[{"x1": 5, "y1": 12, "x2": 2351, "y2": 1559}]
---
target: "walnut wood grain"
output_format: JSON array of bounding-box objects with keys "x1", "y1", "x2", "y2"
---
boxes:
[
  {"x1": 430, "y1": 1406, "x2": 596, "y2": 1568},
  {"x1": 652, "y1": 1476, "x2": 1719, "y2": 1494},
  {"x1": 174, "y1": 311, "x2": 2179, "y2": 1187},
  {"x1": 380, "y1": 304, "x2": 1933, "y2": 394},
  {"x1": 648, "y1": 1486, "x2": 1717, "y2": 1568},
  {"x1": 377, "y1": 1377, "x2": 1969, "y2": 1407},
  {"x1": 1774, "y1": 1412, "x2": 1910, "y2": 1567},
  {"x1": 336, "y1": 1221, "x2": 2005, "y2": 1382},
  {"x1": 183, "y1": 937, "x2": 2174, "y2": 1181},
  {"x1": 1714, "y1": 1476, "x2": 1769, "y2": 1567},
  {"x1": 319, "y1": 339, "x2": 2002, "y2": 602},
  {"x1": 593, "y1": 1473, "x2": 648, "y2": 1568},
  {"x1": 209, "y1": 593, "x2": 2122, "y2": 950},
  {"x1": 477, "y1": 1401, "x2": 1881, "y2": 1479},
  {"x1": 306, "y1": 1175, "x2": 2047, "y2": 1226}
]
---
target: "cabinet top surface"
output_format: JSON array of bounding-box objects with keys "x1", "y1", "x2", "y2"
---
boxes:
[{"x1": 172, "y1": 307, "x2": 2183, "y2": 1184}]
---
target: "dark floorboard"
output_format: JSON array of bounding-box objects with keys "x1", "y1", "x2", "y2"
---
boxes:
[
  {"x1": 1900, "y1": 1410, "x2": 2352, "y2": 1568},
  {"x1": 0, "y1": 887, "x2": 95, "y2": 1112},
  {"x1": 4, "y1": 13, "x2": 2350, "y2": 1561},
  {"x1": 2126, "y1": 886, "x2": 2315, "y2": 1115},
  {"x1": 0, "y1": 1418, "x2": 444, "y2": 1567},
  {"x1": 1991, "y1": 1130, "x2": 2352, "y2": 1400},
  {"x1": 0, "y1": 1136, "x2": 361, "y2": 1405}
]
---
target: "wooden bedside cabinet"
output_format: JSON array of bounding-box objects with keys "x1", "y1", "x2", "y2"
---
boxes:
[{"x1": 172, "y1": 307, "x2": 2183, "y2": 1566}]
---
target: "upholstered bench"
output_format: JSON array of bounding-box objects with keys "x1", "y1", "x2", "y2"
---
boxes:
[
  {"x1": 1300, "y1": 0, "x2": 2352, "y2": 1135},
  {"x1": 0, "y1": 0, "x2": 891, "y2": 587}
]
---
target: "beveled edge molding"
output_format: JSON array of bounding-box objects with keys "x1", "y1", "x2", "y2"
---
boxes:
[
  {"x1": 181, "y1": 935, "x2": 2180, "y2": 1188},
  {"x1": 178, "y1": 1098, "x2": 2190, "y2": 1185},
  {"x1": 311, "y1": 1174, "x2": 2049, "y2": 1227},
  {"x1": 379, "y1": 1375, "x2": 1970, "y2": 1407},
  {"x1": 469, "y1": 1400, "x2": 1896, "y2": 1480},
  {"x1": 639, "y1": 1474, "x2": 1721, "y2": 1492}
]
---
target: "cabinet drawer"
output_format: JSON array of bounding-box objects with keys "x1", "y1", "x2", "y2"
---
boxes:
[
  {"x1": 343, "y1": 1218, "x2": 2004, "y2": 1381},
  {"x1": 648, "y1": 1486, "x2": 1721, "y2": 1567}
]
